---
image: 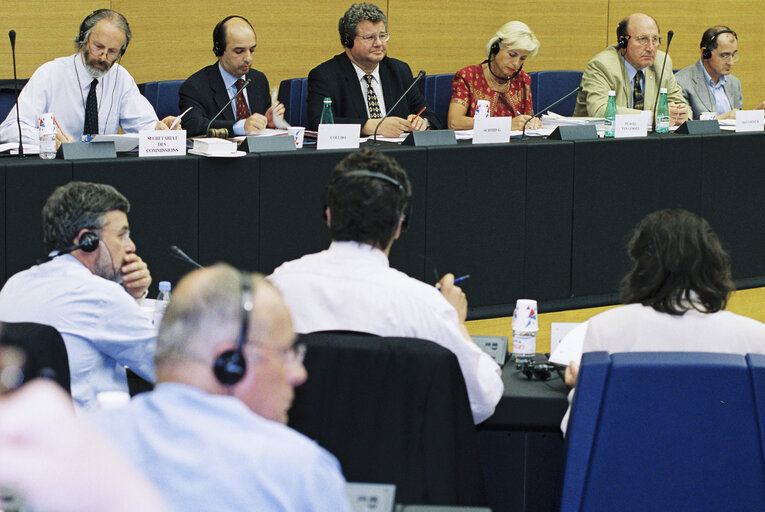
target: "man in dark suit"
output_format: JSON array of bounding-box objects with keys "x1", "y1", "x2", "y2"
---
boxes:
[
  {"x1": 179, "y1": 15, "x2": 285, "y2": 137},
  {"x1": 307, "y1": 3, "x2": 440, "y2": 135}
]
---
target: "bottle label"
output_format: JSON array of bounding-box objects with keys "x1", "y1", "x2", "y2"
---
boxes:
[{"x1": 513, "y1": 332, "x2": 537, "y2": 357}]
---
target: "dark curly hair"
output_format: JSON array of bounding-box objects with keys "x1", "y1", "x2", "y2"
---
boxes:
[
  {"x1": 42, "y1": 181, "x2": 130, "y2": 253},
  {"x1": 619, "y1": 209, "x2": 734, "y2": 315},
  {"x1": 327, "y1": 148, "x2": 411, "y2": 249}
]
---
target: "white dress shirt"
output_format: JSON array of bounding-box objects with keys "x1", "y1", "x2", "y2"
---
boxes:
[
  {"x1": 0, "y1": 254, "x2": 156, "y2": 411},
  {"x1": 0, "y1": 53, "x2": 158, "y2": 144},
  {"x1": 269, "y1": 241, "x2": 504, "y2": 423}
]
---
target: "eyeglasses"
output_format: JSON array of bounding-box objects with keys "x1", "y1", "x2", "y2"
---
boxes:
[
  {"x1": 248, "y1": 343, "x2": 306, "y2": 366},
  {"x1": 98, "y1": 227, "x2": 131, "y2": 244},
  {"x1": 87, "y1": 39, "x2": 122, "y2": 59},
  {"x1": 715, "y1": 52, "x2": 739, "y2": 62},
  {"x1": 628, "y1": 35, "x2": 661, "y2": 47},
  {"x1": 357, "y1": 32, "x2": 390, "y2": 43}
]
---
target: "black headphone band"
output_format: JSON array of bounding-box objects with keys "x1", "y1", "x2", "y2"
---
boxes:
[
  {"x1": 75, "y1": 9, "x2": 130, "y2": 57},
  {"x1": 213, "y1": 272, "x2": 253, "y2": 386},
  {"x1": 334, "y1": 169, "x2": 407, "y2": 196},
  {"x1": 702, "y1": 29, "x2": 737, "y2": 58},
  {"x1": 213, "y1": 15, "x2": 253, "y2": 56}
]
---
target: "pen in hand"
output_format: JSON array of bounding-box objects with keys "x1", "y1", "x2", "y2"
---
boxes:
[
  {"x1": 411, "y1": 106, "x2": 426, "y2": 125},
  {"x1": 436, "y1": 274, "x2": 471, "y2": 290},
  {"x1": 169, "y1": 107, "x2": 192, "y2": 130}
]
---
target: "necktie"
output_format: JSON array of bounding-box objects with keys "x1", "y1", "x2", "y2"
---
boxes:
[
  {"x1": 84, "y1": 78, "x2": 99, "y2": 135},
  {"x1": 633, "y1": 70, "x2": 644, "y2": 110},
  {"x1": 234, "y1": 78, "x2": 250, "y2": 120},
  {"x1": 364, "y1": 75, "x2": 381, "y2": 119}
]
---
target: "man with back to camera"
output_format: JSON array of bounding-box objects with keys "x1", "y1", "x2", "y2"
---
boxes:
[
  {"x1": 268, "y1": 148, "x2": 503, "y2": 424},
  {"x1": 675, "y1": 26, "x2": 765, "y2": 120},
  {"x1": 179, "y1": 15, "x2": 285, "y2": 137},
  {"x1": 0, "y1": 181, "x2": 156, "y2": 411},
  {"x1": 0, "y1": 9, "x2": 179, "y2": 148},
  {"x1": 90, "y1": 264, "x2": 352, "y2": 511},
  {"x1": 574, "y1": 12, "x2": 689, "y2": 126},
  {"x1": 306, "y1": 2, "x2": 441, "y2": 135}
]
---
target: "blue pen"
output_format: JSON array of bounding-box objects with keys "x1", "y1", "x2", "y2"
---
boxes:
[{"x1": 453, "y1": 274, "x2": 471, "y2": 284}]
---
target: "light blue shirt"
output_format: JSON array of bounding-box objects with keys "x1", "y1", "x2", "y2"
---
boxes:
[
  {"x1": 91, "y1": 383, "x2": 352, "y2": 512},
  {"x1": 623, "y1": 58, "x2": 645, "y2": 109},
  {"x1": 218, "y1": 62, "x2": 251, "y2": 136},
  {"x1": 699, "y1": 59, "x2": 732, "y2": 115},
  {"x1": 0, "y1": 254, "x2": 156, "y2": 411}
]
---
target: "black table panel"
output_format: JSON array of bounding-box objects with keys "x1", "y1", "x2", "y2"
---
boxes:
[
  {"x1": 426, "y1": 143, "x2": 526, "y2": 310},
  {"x1": 4, "y1": 158, "x2": 73, "y2": 278},
  {"x1": 700, "y1": 133, "x2": 765, "y2": 282},
  {"x1": 72, "y1": 155, "x2": 199, "y2": 296},
  {"x1": 571, "y1": 136, "x2": 703, "y2": 299},
  {"x1": 198, "y1": 153, "x2": 260, "y2": 271}
]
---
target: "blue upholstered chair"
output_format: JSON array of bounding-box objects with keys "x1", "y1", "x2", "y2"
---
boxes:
[
  {"x1": 277, "y1": 77, "x2": 308, "y2": 128},
  {"x1": 154, "y1": 80, "x2": 184, "y2": 119},
  {"x1": 423, "y1": 73, "x2": 453, "y2": 128},
  {"x1": 531, "y1": 70, "x2": 582, "y2": 117},
  {"x1": 560, "y1": 351, "x2": 765, "y2": 512}
]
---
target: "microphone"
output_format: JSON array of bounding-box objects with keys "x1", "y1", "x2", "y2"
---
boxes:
[
  {"x1": 169, "y1": 245, "x2": 203, "y2": 269},
  {"x1": 371, "y1": 70, "x2": 426, "y2": 144},
  {"x1": 652, "y1": 30, "x2": 674, "y2": 129},
  {"x1": 205, "y1": 78, "x2": 251, "y2": 137},
  {"x1": 36, "y1": 232, "x2": 100, "y2": 264},
  {"x1": 521, "y1": 85, "x2": 583, "y2": 138},
  {"x1": 9, "y1": 30, "x2": 23, "y2": 158}
]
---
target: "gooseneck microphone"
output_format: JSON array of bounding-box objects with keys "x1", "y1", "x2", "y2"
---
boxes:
[
  {"x1": 9, "y1": 30, "x2": 23, "y2": 158},
  {"x1": 652, "y1": 30, "x2": 674, "y2": 129},
  {"x1": 205, "y1": 78, "x2": 251, "y2": 138},
  {"x1": 169, "y1": 245, "x2": 203, "y2": 269},
  {"x1": 371, "y1": 70, "x2": 426, "y2": 144},
  {"x1": 521, "y1": 85, "x2": 583, "y2": 138},
  {"x1": 37, "y1": 232, "x2": 100, "y2": 264}
]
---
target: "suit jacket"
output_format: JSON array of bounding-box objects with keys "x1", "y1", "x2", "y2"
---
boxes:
[
  {"x1": 306, "y1": 53, "x2": 441, "y2": 131},
  {"x1": 675, "y1": 60, "x2": 743, "y2": 119},
  {"x1": 574, "y1": 45, "x2": 686, "y2": 117},
  {"x1": 178, "y1": 63, "x2": 271, "y2": 137}
]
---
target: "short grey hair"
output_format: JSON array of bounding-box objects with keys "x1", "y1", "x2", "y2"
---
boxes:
[
  {"x1": 155, "y1": 264, "x2": 264, "y2": 368},
  {"x1": 338, "y1": 3, "x2": 387, "y2": 47},
  {"x1": 75, "y1": 9, "x2": 131, "y2": 54},
  {"x1": 485, "y1": 21, "x2": 540, "y2": 58}
]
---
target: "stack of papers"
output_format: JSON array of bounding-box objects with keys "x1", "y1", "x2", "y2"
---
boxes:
[
  {"x1": 188, "y1": 138, "x2": 244, "y2": 157},
  {"x1": 0, "y1": 142, "x2": 39, "y2": 155}
]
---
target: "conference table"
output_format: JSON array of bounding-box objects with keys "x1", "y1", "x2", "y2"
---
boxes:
[{"x1": 3, "y1": 130, "x2": 764, "y2": 320}]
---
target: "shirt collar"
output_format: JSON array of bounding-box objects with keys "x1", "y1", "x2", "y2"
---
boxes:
[
  {"x1": 328, "y1": 240, "x2": 389, "y2": 266},
  {"x1": 350, "y1": 61, "x2": 381, "y2": 84},
  {"x1": 218, "y1": 62, "x2": 245, "y2": 92},
  {"x1": 700, "y1": 59, "x2": 727, "y2": 88},
  {"x1": 622, "y1": 56, "x2": 641, "y2": 85}
]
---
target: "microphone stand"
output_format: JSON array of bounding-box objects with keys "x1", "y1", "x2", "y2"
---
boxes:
[
  {"x1": 205, "y1": 78, "x2": 251, "y2": 137},
  {"x1": 371, "y1": 70, "x2": 426, "y2": 145},
  {"x1": 9, "y1": 30, "x2": 23, "y2": 158},
  {"x1": 651, "y1": 30, "x2": 674, "y2": 130},
  {"x1": 521, "y1": 86, "x2": 583, "y2": 139}
]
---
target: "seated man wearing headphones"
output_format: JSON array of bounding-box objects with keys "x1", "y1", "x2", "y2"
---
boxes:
[
  {"x1": 573, "y1": 12, "x2": 689, "y2": 125},
  {"x1": 91, "y1": 264, "x2": 351, "y2": 511},
  {"x1": 0, "y1": 9, "x2": 179, "y2": 148},
  {"x1": 269, "y1": 148, "x2": 503, "y2": 424},
  {"x1": 0, "y1": 181, "x2": 156, "y2": 411},
  {"x1": 675, "y1": 26, "x2": 765, "y2": 120},
  {"x1": 306, "y1": 2, "x2": 440, "y2": 135},
  {"x1": 179, "y1": 15, "x2": 285, "y2": 137}
]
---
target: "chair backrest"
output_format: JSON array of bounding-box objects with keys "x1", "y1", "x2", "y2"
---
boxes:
[
  {"x1": 288, "y1": 332, "x2": 486, "y2": 507},
  {"x1": 423, "y1": 73, "x2": 453, "y2": 128},
  {"x1": 0, "y1": 79, "x2": 27, "y2": 123},
  {"x1": 154, "y1": 80, "x2": 185, "y2": 119},
  {"x1": 531, "y1": 70, "x2": 583, "y2": 117},
  {"x1": 277, "y1": 77, "x2": 308, "y2": 127},
  {"x1": 560, "y1": 351, "x2": 765, "y2": 512},
  {"x1": 0, "y1": 321, "x2": 70, "y2": 393},
  {"x1": 141, "y1": 81, "x2": 159, "y2": 112}
]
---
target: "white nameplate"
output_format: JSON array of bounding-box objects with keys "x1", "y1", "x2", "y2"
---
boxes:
[
  {"x1": 640, "y1": 110, "x2": 653, "y2": 132},
  {"x1": 735, "y1": 110, "x2": 764, "y2": 132},
  {"x1": 317, "y1": 124, "x2": 360, "y2": 150},
  {"x1": 472, "y1": 117, "x2": 512, "y2": 144},
  {"x1": 700, "y1": 111, "x2": 717, "y2": 121},
  {"x1": 614, "y1": 114, "x2": 647, "y2": 138},
  {"x1": 139, "y1": 130, "x2": 186, "y2": 157}
]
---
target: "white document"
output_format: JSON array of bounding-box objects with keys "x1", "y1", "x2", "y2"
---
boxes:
[
  {"x1": 472, "y1": 117, "x2": 512, "y2": 144},
  {"x1": 270, "y1": 86, "x2": 291, "y2": 129},
  {"x1": 316, "y1": 124, "x2": 360, "y2": 150},
  {"x1": 735, "y1": 110, "x2": 764, "y2": 132},
  {"x1": 549, "y1": 320, "x2": 589, "y2": 366},
  {"x1": 614, "y1": 114, "x2": 648, "y2": 138}
]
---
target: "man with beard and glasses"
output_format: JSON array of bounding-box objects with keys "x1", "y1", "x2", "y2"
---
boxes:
[
  {"x1": 0, "y1": 182, "x2": 156, "y2": 411},
  {"x1": 0, "y1": 9, "x2": 180, "y2": 148}
]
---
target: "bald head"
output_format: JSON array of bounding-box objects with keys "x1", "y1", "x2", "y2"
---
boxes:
[{"x1": 216, "y1": 16, "x2": 257, "y2": 77}]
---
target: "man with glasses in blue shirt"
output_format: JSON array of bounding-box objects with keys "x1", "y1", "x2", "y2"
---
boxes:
[
  {"x1": 676, "y1": 26, "x2": 765, "y2": 120},
  {"x1": 574, "y1": 12, "x2": 689, "y2": 126},
  {"x1": 307, "y1": 2, "x2": 440, "y2": 135}
]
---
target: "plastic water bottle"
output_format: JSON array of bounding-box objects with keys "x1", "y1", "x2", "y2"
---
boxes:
[
  {"x1": 38, "y1": 113, "x2": 57, "y2": 159},
  {"x1": 320, "y1": 97, "x2": 334, "y2": 124},
  {"x1": 656, "y1": 87, "x2": 670, "y2": 133},
  {"x1": 604, "y1": 90, "x2": 617, "y2": 138},
  {"x1": 511, "y1": 299, "x2": 539, "y2": 365},
  {"x1": 154, "y1": 281, "x2": 171, "y2": 325},
  {"x1": 512, "y1": 329, "x2": 537, "y2": 365}
]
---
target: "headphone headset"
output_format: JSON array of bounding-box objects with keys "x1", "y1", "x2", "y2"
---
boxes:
[
  {"x1": 75, "y1": 9, "x2": 130, "y2": 58},
  {"x1": 617, "y1": 36, "x2": 629, "y2": 49},
  {"x1": 702, "y1": 29, "x2": 737, "y2": 59},
  {"x1": 490, "y1": 41, "x2": 500, "y2": 55},
  {"x1": 213, "y1": 273, "x2": 252, "y2": 386},
  {"x1": 39, "y1": 230, "x2": 100, "y2": 264},
  {"x1": 213, "y1": 15, "x2": 253, "y2": 57},
  {"x1": 324, "y1": 169, "x2": 411, "y2": 231},
  {"x1": 486, "y1": 38, "x2": 524, "y2": 81},
  {"x1": 518, "y1": 360, "x2": 563, "y2": 381}
]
